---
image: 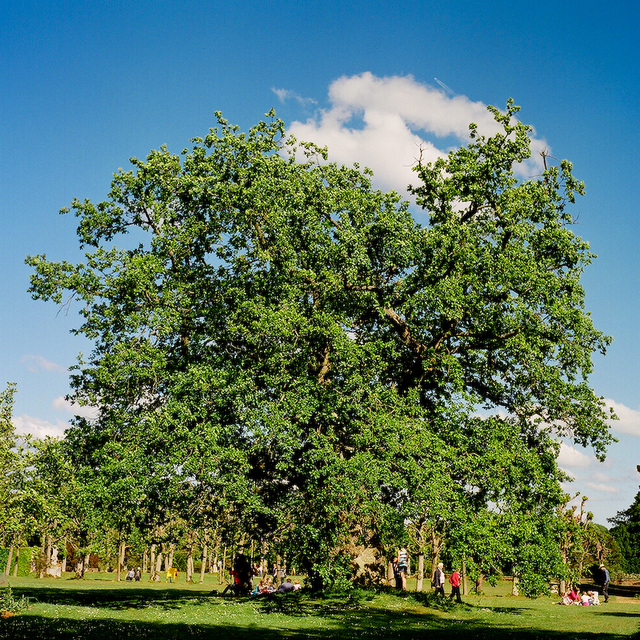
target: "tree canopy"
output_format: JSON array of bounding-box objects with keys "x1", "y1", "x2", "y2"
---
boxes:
[{"x1": 26, "y1": 100, "x2": 613, "y2": 591}]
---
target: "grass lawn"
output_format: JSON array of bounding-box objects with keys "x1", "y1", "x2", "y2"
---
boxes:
[{"x1": 2, "y1": 573, "x2": 639, "y2": 639}]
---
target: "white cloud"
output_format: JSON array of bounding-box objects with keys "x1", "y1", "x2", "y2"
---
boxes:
[
  {"x1": 605, "y1": 399, "x2": 640, "y2": 437},
  {"x1": 272, "y1": 88, "x2": 317, "y2": 109},
  {"x1": 557, "y1": 442, "x2": 593, "y2": 469},
  {"x1": 585, "y1": 482, "x2": 620, "y2": 494},
  {"x1": 286, "y1": 73, "x2": 547, "y2": 196},
  {"x1": 13, "y1": 414, "x2": 67, "y2": 439},
  {"x1": 53, "y1": 396, "x2": 99, "y2": 420},
  {"x1": 21, "y1": 354, "x2": 66, "y2": 374}
]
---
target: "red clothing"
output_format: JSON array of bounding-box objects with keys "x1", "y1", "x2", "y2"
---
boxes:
[{"x1": 449, "y1": 571, "x2": 461, "y2": 587}]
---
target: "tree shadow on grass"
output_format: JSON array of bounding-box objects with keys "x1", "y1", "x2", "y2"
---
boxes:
[
  {"x1": 1, "y1": 610, "x2": 638, "y2": 640},
  {"x1": 3, "y1": 585, "x2": 639, "y2": 640}
]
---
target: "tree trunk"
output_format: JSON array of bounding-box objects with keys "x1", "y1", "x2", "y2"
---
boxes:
[
  {"x1": 200, "y1": 543, "x2": 207, "y2": 584},
  {"x1": 185, "y1": 534, "x2": 194, "y2": 583},
  {"x1": 13, "y1": 544, "x2": 20, "y2": 578},
  {"x1": 143, "y1": 548, "x2": 148, "y2": 574},
  {"x1": 155, "y1": 548, "x2": 163, "y2": 581},
  {"x1": 276, "y1": 553, "x2": 282, "y2": 587},
  {"x1": 38, "y1": 535, "x2": 47, "y2": 578},
  {"x1": 512, "y1": 575, "x2": 519, "y2": 596},
  {"x1": 462, "y1": 556, "x2": 468, "y2": 596},
  {"x1": 416, "y1": 553, "x2": 425, "y2": 592},
  {"x1": 61, "y1": 538, "x2": 67, "y2": 573},
  {"x1": 167, "y1": 543, "x2": 174, "y2": 571},
  {"x1": 116, "y1": 539, "x2": 126, "y2": 581},
  {"x1": 4, "y1": 545, "x2": 14, "y2": 578},
  {"x1": 149, "y1": 544, "x2": 157, "y2": 581},
  {"x1": 46, "y1": 534, "x2": 53, "y2": 569}
]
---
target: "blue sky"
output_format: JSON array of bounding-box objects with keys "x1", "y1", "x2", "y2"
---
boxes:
[{"x1": 2, "y1": 0, "x2": 638, "y2": 526}]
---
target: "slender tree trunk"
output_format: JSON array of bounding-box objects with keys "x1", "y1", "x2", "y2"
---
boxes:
[
  {"x1": 416, "y1": 553, "x2": 425, "y2": 592},
  {"x1": 143, "y1": 548, "x2": 148, "y2": 575},
  {"x1": 46, "y1": 534, "x2": 53, "y2": 569},
  {"x1": 200, "y1": 542, "x2": 207, "y2": 584},
  {"x1": 155, "y1": 548, "x2": 163, "y2": 581},
  {"x1": 116, "y1": 539, "x2": 126, "y2": 581},
  {"x1": 38, "y1": 535, "x2": 46, "y2": 578},
  {"x1": 4, "y1": 545, "x2": 14, "y2": 577},
  {"x1": 149, "y1": 544, "x2": 157, "y2": 581},
  {"x1": 512, "y1": 575, "x2": 520, "y2": 596},
  {"x1": 276, "y1": 553, "x2": 282, "y2": 587},
  {"x1": 185, "y1": 533, "x2": 194, "y2": 583},
  {"x1": 61, "y1": 538, "x2": 67, "y2": 573},
  {"x1": 462, "y1": 556, "x2": 468, "y2": 596},
  {"x1": 167, "y1": 543, "x2": 174, "y2": 571},
  {"x1": 13, "y1": 543, "x2": 20, "y2": 578}
]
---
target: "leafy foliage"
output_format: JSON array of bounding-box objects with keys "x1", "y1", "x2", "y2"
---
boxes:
[
  {"x1": 609, "y1": 489, "x2": 640, "y2": 573},
  {"x1": 25, "y1": 101, "x2": 612, "y2": 592}
]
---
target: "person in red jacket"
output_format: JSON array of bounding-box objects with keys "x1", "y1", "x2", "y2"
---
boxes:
[{"x1": 449, "y1": 568, "x2": 463, "y2": 603}]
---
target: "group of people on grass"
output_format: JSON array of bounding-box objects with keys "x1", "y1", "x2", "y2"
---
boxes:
[
  {"x1": 559, "y1": 588, "x2": 601, "y2": 606},
  {"x1": 558, "y1": 563, "x2": 610, "y2": 606},
  {"x1": 393, "y1": 548, "x2": 463, "y2": 603},
  {"x1": 125, "y1": 567, "x2": 142, "y2": 581},
  {"x1": 219, "y1": 553, "x2": 301, "y2": 596}
]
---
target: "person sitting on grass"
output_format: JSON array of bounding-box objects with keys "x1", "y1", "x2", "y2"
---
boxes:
[
  {"x1": 277, "y1": 577, "x2": 295, "y2": 593},
  {"x1": 221, "y1": 569, "x2": 242, "y2": 596},
  {"x1": 580, "y1": 591, "x2": 592, "y2": 606},
  {"x1": 568, "y1": 587, "x2": 580, "y2": 603},
  {"x1": 252, "y1": 579, "x2": 267, "y2": 595}
]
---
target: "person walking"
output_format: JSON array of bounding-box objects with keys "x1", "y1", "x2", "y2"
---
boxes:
[
  {"x1": 434, "y1": 562, "x2": 445, "y2": 596},
  {"x1": 449, "y1": 568, "x2": 462, "y2": 603},
  {"x1": 397, "y1": 547, "x2": 409, "y2": 591},
  {"x1": 599, "y1": 563, "x2": 610, "y2": 603}
]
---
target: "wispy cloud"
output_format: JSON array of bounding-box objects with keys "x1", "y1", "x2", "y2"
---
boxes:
[
  {"x1": 286, "y1": 73, "x2": 547, "y2": 197},
  {"x1": 53, "y1": 396, "x2": 99, "y2": 420},
  {"x1": 272, "y1": 88, "x2": 317, "y2": 109},
  {"x1": 21, "y1": 354, "x2": 66, "y2": 373},
  {"x1": 585, "y1": 481, "x2": 620, "y2": 494}
]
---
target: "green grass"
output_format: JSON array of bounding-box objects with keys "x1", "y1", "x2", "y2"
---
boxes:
[{"x1": 1, "y1": 573, "x2": 639, "y2": 639}]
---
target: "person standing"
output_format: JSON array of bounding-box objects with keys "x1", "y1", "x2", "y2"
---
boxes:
[
  {"x1": 397, "y1": 547, "x2": 409, "y2": 591},
  {"x1": 449, "y1": 568, "x2": 462, "y2": 603},
  {"x1": 599, "y1": 563, "x2": 610, "y2": 603},
  {"x1": 433, "y1": 562, "x2": 445, "y2": 596}
]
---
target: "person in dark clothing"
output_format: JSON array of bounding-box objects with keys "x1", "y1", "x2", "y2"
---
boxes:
[
  {"x1": 277, "y1": 577, "x2": 295, "y2": 592},
  {"x1": 599, "y1": 563, "x2": 610, "y2": 603}
]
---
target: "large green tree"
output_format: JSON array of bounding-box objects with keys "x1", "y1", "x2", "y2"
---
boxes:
[{"x1": 26, "y1": 101, "x2": 613, "y2": 590}]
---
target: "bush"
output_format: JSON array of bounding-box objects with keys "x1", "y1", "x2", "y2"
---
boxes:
[{"x1": 0, "y1": 586, "x2": 29, "y2": 615}]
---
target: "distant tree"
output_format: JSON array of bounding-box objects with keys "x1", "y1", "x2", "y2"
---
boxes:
[
  {"x1": 26, "y1": 101, "x2": 613, "y2": 590},
  {"x1": 609, "y1": 489, "x2": 640, "y2": 573}
]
